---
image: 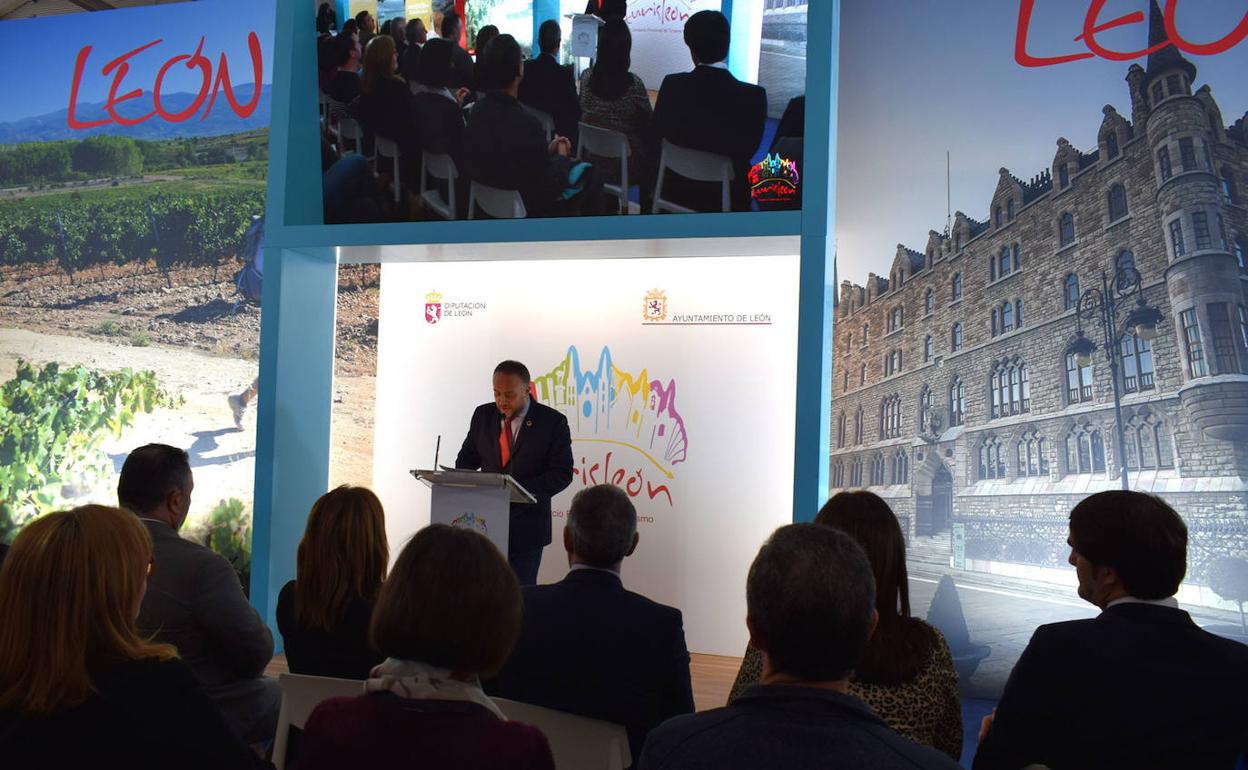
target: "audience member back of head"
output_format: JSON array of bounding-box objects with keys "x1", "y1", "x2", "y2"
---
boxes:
[{"x1": 638, "y1": 523, "x2": 960, "y2": 770}]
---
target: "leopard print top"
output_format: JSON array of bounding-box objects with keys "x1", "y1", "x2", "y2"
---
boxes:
[{"x1": 727, "y1": 620, "x2": 962, "y2": 761}]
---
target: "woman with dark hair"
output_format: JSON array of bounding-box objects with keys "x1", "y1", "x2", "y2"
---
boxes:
[
  {"x1": 729, "y1": 491, "x2": 963, "y2": 760},
  {"x1": 316, "y1": 2, "x2": 337, "y2": 35},
  {"x1": 0, "y1": 506, "x2": 261, "y2": 769},
  {"x1": 578, "y1": 19, "x2": 651, "y2": 200},
  {"x1": 276, "y1": 486, "x2": 389, "y2": 680},
  {"x1": 295, "y1": 524, "x2": 555, "y2": 769}
]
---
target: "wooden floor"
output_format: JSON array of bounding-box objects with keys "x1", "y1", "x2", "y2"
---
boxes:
[{"x1": 267, "y1": 653, "x2": 743, "y2": 713}]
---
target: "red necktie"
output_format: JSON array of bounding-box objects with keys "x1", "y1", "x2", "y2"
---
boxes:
[{"x1": 499, "y1": 417, "x2": 512, "y2": 467}]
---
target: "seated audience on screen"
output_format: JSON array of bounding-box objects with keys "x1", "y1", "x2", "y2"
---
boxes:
[
  {"x1": 440, "y1": 11, "x2": 475, "y2": 91},
  {"x1": 356, "y1": 34, "x2": 423, "y2": 195},
  {"x1": 647, "y1": 10, "x2": 766, "y2": 212},
  {"x1": 340, "y1": 18, "x2": 358, "y2": 43},
  {"x1": 276, "y1": 486, "x2": 388, "y2": 680},
  {"x1": 519, "y1": 20, "x2": 581, "y2": 145},
  {"x1": 638, "y1": 524, "x2": 960, "y2": 770},
  {"x1": 316, "y1": 2, "x2": 336, "y2": 35},
  {"x1": 294, "y1": 524, "x2": 555, "y2": 770},
  {"x1": 470, "y1": 24, "x2": 499, "y2": 96},
  {"x1": 356, "y1": 9, "x2": 376, "y2": 50},
  {"x1": 119, "y1": 444, "x2": 279, "y2": 748},
  {"x1": 729, "y1": 491, "x2": 962, "y2": 759},
  {"x1": 579, "y1": 18, "x2": 652, "y2": 205},
  {"x1": 975, "y1": 491, "x2": 1248, "y2": 770},
  {"x1": 0, "y1": 505, "x2": 262, "y2": 770},
  {"x1": 488, "y1": 485, "x2": 695, "y2": 766},
  {"x1": 585, "y1": 0, "x2": 626, "y2": 20},
  {"x1": 400, "y1": 18, "x2": 428, "y2": 83},
  {"x1": 465, "y1": 34, "x2": 601, "y2": 217},
  {"x1": 327, "y1": 32, "x2": 363, "y2": 108},
  {"x1": 412, "y1": 38, "x2": 471, "y2": 215},
  {"x1": 389, "y1": 17, "x2": 408, "y2": 61}
]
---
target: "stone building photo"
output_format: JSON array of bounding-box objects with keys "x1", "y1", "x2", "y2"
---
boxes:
[{"x1": 830, "y1": 15, "x2": 1248, "y2": 615}]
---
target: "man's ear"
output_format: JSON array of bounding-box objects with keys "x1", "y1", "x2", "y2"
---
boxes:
[
  {"x1": 562, "y1": 526, "x2": 574, "y2": 554},
  {"x1": 745, "y1": 616, "x2": 765, "y2": 653},
  {"x1": 625, "y1": 531, "x2": 639, "y2": 558}
]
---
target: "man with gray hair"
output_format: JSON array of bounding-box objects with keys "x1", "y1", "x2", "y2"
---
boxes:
[
  {"x1": 487, "y1": 484, "x2": 694, "y2": 768},
  {"x1": 638, "y1": 524, "x2": 959, "y2": 770}
]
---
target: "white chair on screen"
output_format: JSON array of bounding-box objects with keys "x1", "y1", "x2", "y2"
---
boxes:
[
  {"x1": 420, "y1": 151, "x2": 460, "y2": 220},
  {"x1": 576, "y1": 121, "x2": 631, "y2": 215},
  {"x1": 374, "y1": 135, "x2": 402, "y2": 203},
  {"x1": 651, "y1": 139, "x2": 734, "y2": 214},
  {"x1": 523, "y1": 104, "x2": 556, "y2": 142},
  {"x1": 492, "y1": 697, "x2": 631, "y2": 770},
  {"x1": 272, "y1": 673, "x2": 365, "y2": 770},
  {"x1": 468, "y1": 181, "x2": 527, "y2": 219},
  {"x1": 336, "y1": 117, "x2": 367, "y2": 159}
]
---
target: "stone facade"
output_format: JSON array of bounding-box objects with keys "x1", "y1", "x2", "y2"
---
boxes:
[{"x1": 830, "y1": 42, "x2": 1248, "y2": 588}]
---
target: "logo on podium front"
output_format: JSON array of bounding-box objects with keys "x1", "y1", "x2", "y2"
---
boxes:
[
  {"x1": 643, "y1": 289, "x2": 667, "y2": 323},
  {"x1": 425, "y1": 290, "x2": 442, "y2": 325},
  {"x1": 451, "y1": 511, "x2": 488, "y2": 536}
]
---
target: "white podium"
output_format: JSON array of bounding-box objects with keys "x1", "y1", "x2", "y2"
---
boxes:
[{"x1": 411, "y1": 469, "x2": 535, "y2": 555}]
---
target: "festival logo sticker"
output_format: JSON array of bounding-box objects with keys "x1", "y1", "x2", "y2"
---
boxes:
[
  {"x1": 425, "y1": 290, "x2": 442, "y2": 325},
  {"x1": 450, "y1": 511, "x2": 489, "y2": 536},
  {"x1": 534, "y1": 346, "x2": 687, "y2": 513},
  {"x1": 749, "y1": 153, "x2": 800, "y2": 206}
]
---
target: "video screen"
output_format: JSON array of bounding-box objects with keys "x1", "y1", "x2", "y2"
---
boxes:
[{"x1": 313, "y1": 0, "x2": 808, "y2": 222}]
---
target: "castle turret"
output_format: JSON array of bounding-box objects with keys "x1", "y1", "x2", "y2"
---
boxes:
[{"x1": 1141, "y1": 0, "x2": 1248, "y2": 441}]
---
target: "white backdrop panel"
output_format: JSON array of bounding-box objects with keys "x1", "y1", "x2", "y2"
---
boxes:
[{"x1": 373, "y1": 253, "x2": 799, "y2": 655}]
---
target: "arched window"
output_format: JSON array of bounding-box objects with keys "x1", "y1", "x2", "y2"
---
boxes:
[
  {"x1": 1178, "y1": 137, "x2": 1196, "y2": 171},
  {"x1": 1105, "y1": 131, "x2": 1119, "y2": 160},
  {"x1": 990, "y1": 253, "x2": 997, "y2": 281},
  {"x1": 991, "y1": 307, "x2": 999, "y2": 336},
  {"x1": 1007, "y1": 199, "x2": 1016, "y2": 220},
  {"x1": 1169, "y1": 218, "x2": 1187, "y2": 257},
  {"x1": 951, "y1": 322, "x2": 963, "y2": 352},
  {"x1": 832, "y1": 461, "x2": 845, "y2": 488},
  {"x1": 1123, "y1": 412, "x2": 1175, "y2": 471},
  {"x1": 994, "y1": 205, "x2": 1003, "y2": 227},
  {"x1": 888, "y1": 306, "x2": 903, "y2": 331},
  {"x1": 870, "y1": 452, "x2": 886, "y2": 486},
  {"x1": 1065, "y1": 352, "x2": 1094, "y2": 403},
  {"x1": 880, "y1": 394, "x2": 902, "y2": 439},
  {"x1": 859, "y1": 364, "x2": 866, "y2": 386},
  {"x1": 891, "y1": 448, "x2": 910, "y2": 484},
  {"x1": 836, "y1": 412, "x2": 847, "y2": 448},
  {"x1": 850, "y1": 456, "x2": 864, "y2": 486},
  {"x1": 1064, "y1": 274, "x2": 1080, "y2": 310},
  {"x1": 1059, "y1": 165, "x2": 1070, "y2": 189},
  {"x1": 854, "y1": 407, "x2": 864, "y2": 444},
  {"x1": 949, "y1": 378, "x2": 966, "y2": 427},
  {"x1": 951, "y1": 273, "x2": 963, "y2": 302},
  {"x1": 1065, "y1": 422, "x2": 1106, "y2": 475},
  {"x1": 862, "y1": 322, "x2": 869, "y2": 345},
  {"x1": 1059, "y1": 212, "x2": 1075, "y2": 248},
  {"x1": 1015, "y1": 299, "x2": 1024, "y2": 328},
  {"x1": 1016, "y1": 429, "x2": 1049, "y2": 478},
  {"x1": 924, "y1": 334, "x2": 934, "y2": 362},
  {"x1": 918, "y1": 386, "x2": 934, "y2": 433},
  {"x1": 990, "y1": 358, "x2": 1030, "y2": 418},
  {"x1": 1012, "y1": 243, "x2": 1021, "y2": 271},
  {"x1": 1116, "y1": 249, "x2": 1135, "y2": 277},
  {"x1": 1108, "y1": 184, "x2": 1128, "y2": 221},
  {"x1": 1222, "y1": 167, "x2": 1239, "y2": 204},
  {"x1": 998, "y1": 246, "x2": 1012, "y2": 279},
  {"x1": 924, "y1": 289, "x2": 934, "y2": 315},
  {"x1": 1157, "y1": 145, "x2": 1173, "y2": 181},
  {"x1": 978, "y1": 435, "x2": 1007, "y2": 480},
  {"x1": 1121, "y1": 333, "x2": 1155, "y2": 393}
]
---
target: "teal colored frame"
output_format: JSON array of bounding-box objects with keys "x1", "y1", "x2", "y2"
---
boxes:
[{"x1": 252, "y1": 0, "x2": 838, "y2": 634}]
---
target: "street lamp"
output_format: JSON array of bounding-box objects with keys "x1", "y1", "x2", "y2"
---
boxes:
[{"x1": 1063, "y1": 266, "x2": 1164, "y2": 491}]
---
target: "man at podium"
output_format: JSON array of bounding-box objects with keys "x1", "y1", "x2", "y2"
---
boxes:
[{"x1": 456, "y1": 360, "x2": 574, "y2": 584}]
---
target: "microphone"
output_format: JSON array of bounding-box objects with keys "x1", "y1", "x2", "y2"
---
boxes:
[{"x1": 434, "y1": 435, "x2": 441, "y2": 470}]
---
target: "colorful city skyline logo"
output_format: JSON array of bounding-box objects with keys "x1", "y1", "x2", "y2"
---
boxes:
[
  {"x1": 749, "y1": 153, "x2": 800, "y2": 205},
  {"x1": 425, "y1": 290, "x2": 442, "y2": 325},
  {"x1": 534, "y1": 346, "x2": 687, "y2": 507},
  {"x1": 450, "y1": 511, "x2": 488, "y2": 536}
]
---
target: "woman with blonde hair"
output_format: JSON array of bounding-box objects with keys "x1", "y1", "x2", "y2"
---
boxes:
[
  {"x1": 357, "y1": 33, "x2": 422, "y2": 197},
  {"x1": 0, "y1": 505, "x2": 259, "y2": 769},
  {"x1": 277, "y1": 485, "x2": 389, "y2": 679}
]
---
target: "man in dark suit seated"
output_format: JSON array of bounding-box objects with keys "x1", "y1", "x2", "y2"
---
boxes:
[
  {"x1": 465, "y1": 35, "x2": 598, "y2": 218},
  {"x1": 399, "y1": 17, "x2": 427, "y2": 83},
  {"x1": 646, "y1": 10, "x2": 766, "y2": 212},
  {"x1": 455, "y1": 360, "x2": 574, "y2": 584},
  {"x1": 519, "y1": 19, "x2": 582, "y2": 145},
  {"x1": 488, "y1": 484, "x2": 695, "y2": 766},
  {"x1": 119, "y1": 444, "x2": 279, "y2": 748},
  {"x1": 975, "y1": 491, "x2": 1248, "y2": 770},
  {"x1": 639, "y1": 524, "x2": 959, "y2": 770},
  {"x1": 440, "y1": 10, "x2": 475, "y2": 91}
]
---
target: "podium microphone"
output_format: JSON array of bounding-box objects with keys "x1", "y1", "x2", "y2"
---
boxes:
[{"x1": 434, "y1": 435, "x2": 441, "y2": 470}]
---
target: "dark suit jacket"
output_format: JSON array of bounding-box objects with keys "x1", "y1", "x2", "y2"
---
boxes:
[
  {"x1": 276, "y1": 580, "x2": 383, "y2": 681},
  {"x1": 974, "y1": 602, "x2": 1248, "y2": 770},
  {"x1": 137, "y1": 520, "x2": 274, "y2": 689},
  {"x1": 450, "y1": 43, "x2": 475, "y2": 91},
  {"x1": 487, "y1": 569, "x2": 695, "y2": 766},
  {"x1": 455, "y1": 399, "x2": 573, "y2": 553},
  {"x1": 519, "y1": 53, "x2": 582, "y2": 143},
  {"x1": 399, "y1": 42, "x2": 423, "y2": 84},
  {"x1": 638, "y1": 685, "x2": 960, "y2": 770},
  {"x1": 585, "y1": 0, "x2": 626, "y2": 19},
  {"x1": 464, "y1": 92, "x2": 565, "y2": 216},
  {"x1": 0, "y1": 659, "x2": 262, "y2": 770},
  {"x1": 647, "y1": 65, "x2": 767, "y2": 212}
]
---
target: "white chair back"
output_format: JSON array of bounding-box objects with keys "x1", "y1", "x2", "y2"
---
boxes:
[
  {"x1": 652, "y1": 139, "x2": 734, "y2": 214},
  {"x1": 577, "y1": 122, "x2": 631, "y2": 215},
  {"x1": 469, "y1": 181, "x2": 527, "y2": 219},
  {"x1": 493, "y1": 697, "x2": 631, "y2": 770},
  {"x1": 336, "y1": 116, "x2": 366, "y2": 157},
  {"x1": 272, "y1": 673, "x2": 365, "y2": 770},
  {"x1": 523, "y1": 104, "x2": 556, "y2": 141},
  {"x1": 420, "y1": 151, "x2": 460, "y2": 220},
  {"x1": 374, "y1": 135, "x2": 402, "y2": 203}
]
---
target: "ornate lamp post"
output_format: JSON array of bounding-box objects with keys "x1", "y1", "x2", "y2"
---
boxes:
[{"x1": 1064, "y1": 266, "x2": 1164, "y2": 491}]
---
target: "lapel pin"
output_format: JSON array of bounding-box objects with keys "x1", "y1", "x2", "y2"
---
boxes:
[{"x1": 525, "y1": 419, "x2": 533, "y2": 427}]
